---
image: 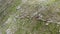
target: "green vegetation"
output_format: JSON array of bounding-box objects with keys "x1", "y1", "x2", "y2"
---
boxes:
[{"x1": 0, "y1": 0, "x2": 60, "y2": 34}]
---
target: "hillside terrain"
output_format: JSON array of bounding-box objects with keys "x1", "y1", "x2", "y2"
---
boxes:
[{"x1": 0, "y1": 0, "x2": 60, "y2": 34}]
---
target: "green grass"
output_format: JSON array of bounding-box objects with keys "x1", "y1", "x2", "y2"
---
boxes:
[{"x1": 0, "y1": 0, "x2": 60, "y2": 34}]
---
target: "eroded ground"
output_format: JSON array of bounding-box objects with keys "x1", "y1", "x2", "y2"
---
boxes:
[{"x1": 0, "y1": 0, "x2": 60, "y2": 34}]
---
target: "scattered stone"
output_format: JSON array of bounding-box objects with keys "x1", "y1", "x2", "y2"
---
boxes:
[
  {"x1": 37, "y1": 14, "x2": 43, "y2": 19},
  {"x1": 31, "y1": 12, "x2": 38, "y2": 18},
  {"x1": 57, "y1": 24, "x2": 59, "y2": 26},
  {"x1": 6, "y1": 29, "x2": 13, "y2": 34},
  {"x1": 59, "y1": 30, "x2": 60, "y2": 32},
  {"x1": 5, "y1": 17, "x2": 12, "y2": 23},
  {"x1": 45, "y1": 23, "x2": 49, "y2": 25},
  {"x1": 22, "y1": 0, "x2": 27, "y2": 3},
  {"x1": 57, "y1": 22, "x2": 60, "y2": 24},
  {"x1": 16, "y1": 5, "x2": 21, "y2": 10},
  {"x1": 47, "y1": 20, "x2": 53, "y2": 23}
]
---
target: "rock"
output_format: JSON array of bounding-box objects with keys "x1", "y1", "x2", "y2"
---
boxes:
[
  {"x1": 45, "y1": 23, "x2": 49, "y2": 25},
  {"x1": 16, "y1": 5, "x2": 21, "y2": 10}
]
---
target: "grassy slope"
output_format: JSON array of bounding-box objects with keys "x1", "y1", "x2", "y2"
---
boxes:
[{"x1": 0, "y1": 0, "x2": 60, "y2": 34}]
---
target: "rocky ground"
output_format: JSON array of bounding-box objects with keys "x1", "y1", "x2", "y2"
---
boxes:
[{"x1": 0, "y1": 0, "x2": 60, "y2": 34}]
